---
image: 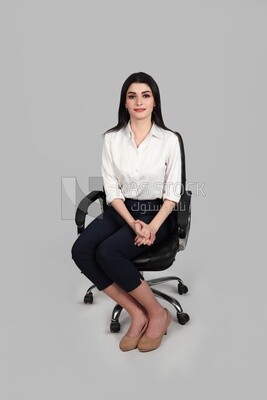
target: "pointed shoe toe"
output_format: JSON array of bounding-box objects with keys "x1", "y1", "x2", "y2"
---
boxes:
[
  {"x1": 137, "y1": 309, "x2": 172, "y2": 352},
  {"x1": 119, "y1": 322, "x2": 148, "y2": 352}
]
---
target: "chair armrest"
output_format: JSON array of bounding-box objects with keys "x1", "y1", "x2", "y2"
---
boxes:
[{"x1": 75, "y1": 190, "x2": 106, "y2": 234}]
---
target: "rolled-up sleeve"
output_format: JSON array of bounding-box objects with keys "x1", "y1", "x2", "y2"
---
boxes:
[
  {"x1": 101, "y1": 134, "x2": 125, "y2": 206},
  {"x1": 162, "y1": 134, "x2": 182, "y2": 205}
]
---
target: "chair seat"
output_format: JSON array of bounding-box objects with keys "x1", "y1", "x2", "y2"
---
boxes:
[{"x1": 131, "y1": 233, "x2": 179, "y2": 271}]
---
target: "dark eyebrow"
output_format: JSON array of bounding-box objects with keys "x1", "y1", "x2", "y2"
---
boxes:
[{"x1": 127, "y1": 90, "x2": 152, "y2": 94}]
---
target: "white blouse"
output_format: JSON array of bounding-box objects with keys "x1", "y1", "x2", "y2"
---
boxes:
[{"x1": 101, "y1": 121, "x2": 182, "y2": 206}]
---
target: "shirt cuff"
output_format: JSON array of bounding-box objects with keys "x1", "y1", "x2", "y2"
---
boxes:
[
  {"x1": 105, "y1": 190, "x2": 125, "y2": 206},
  {"x1": 162, "y1": 193, "x2": 181, "y2": 205}
]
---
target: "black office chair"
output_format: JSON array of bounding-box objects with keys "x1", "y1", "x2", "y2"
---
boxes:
[{"x1": 75, "y1": 131, "x2": 192, "y2": 332}]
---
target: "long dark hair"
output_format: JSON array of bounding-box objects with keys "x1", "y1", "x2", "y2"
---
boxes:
[{"x1": 104, "y1": 72, "x2": 174, "y2": 134}]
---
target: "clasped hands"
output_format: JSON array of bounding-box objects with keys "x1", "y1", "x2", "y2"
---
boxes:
[{"x1": 132, "y1": 220, "x2": 157, "y2": 246}]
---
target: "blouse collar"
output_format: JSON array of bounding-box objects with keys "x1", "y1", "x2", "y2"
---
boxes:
[{"x1": 125, "y1": 121, "x2": 163, "y2": 139}]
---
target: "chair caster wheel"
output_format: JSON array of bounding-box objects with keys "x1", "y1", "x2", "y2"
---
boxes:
[
  {"x1": 110, "y1": 321, "x2": 121, "y2": 333},
  {"x1": 178, "y1": 283, "x2": 188, "y2": 295},
  {"x1": 177, "y1": 312, "x2": 190, "y2": 325},
  {"x1": 84, "y1": 292, "x2": 93, "y2": 304}
]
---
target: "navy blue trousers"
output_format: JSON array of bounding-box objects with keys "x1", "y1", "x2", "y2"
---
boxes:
[{"x1": 71, "y1": 198, "x2": 176, "y2": 292}]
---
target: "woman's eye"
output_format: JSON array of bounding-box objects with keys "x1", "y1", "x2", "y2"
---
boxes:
[
  {"x1": 128, "y1": 95, "x2": 135, "y2": 99},
  {"x1": 143, "y1": 94, "x2": 151, "y2": 98}
]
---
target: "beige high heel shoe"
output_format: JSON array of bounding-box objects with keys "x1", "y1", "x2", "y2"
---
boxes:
[
  {"x1": 119, "y1": 321, "x2": 148, "y2": 352},
  {"x1": 137, "y1": 309, "x2": 172, "y2": 352}
]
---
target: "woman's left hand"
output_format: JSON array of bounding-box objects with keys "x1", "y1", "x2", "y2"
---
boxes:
[{"x1": 133, "y1": 220, "x2": 157, "y2": 246}]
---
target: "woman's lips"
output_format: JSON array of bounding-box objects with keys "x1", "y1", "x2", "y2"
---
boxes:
[{"x1": 134, "y1": 108, "x2": 146, "y2": 112}]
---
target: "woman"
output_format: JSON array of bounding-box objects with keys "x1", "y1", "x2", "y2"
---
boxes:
[{"x1": 71, "y1": 72, "x2": 182, "y2": 352}]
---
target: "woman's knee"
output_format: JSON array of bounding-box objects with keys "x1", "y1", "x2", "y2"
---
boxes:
[
  {"x1": 71, "y1": 239, "x2": 81, "y2": 263},
  {"x1": 71, "y1": 236, "x2": 94, "y2": 263}
]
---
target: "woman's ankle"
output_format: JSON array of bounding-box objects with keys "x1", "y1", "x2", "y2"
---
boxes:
[
  {"x1": 126, "y1": 311, "x2": 148, "y2": 337},
  {"x1": 147, "y1": 305, "x2": 165, "y2": 319}
]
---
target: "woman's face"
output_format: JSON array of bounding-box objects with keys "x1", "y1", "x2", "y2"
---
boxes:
[{"x1": 125, "y1": 83, "x2": 155, "y2": 122}]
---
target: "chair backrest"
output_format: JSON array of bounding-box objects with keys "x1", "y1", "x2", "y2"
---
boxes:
[
  {"x1": 173, "y1": 131, "x2": 191, "y2": 251},
  {"x1": 174, "y1": 131, "x2": 186, "y2": 190}
]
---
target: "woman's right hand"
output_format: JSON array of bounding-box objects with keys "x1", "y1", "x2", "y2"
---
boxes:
[
  {"x1": 130, "y1": 220, "x2": 149, "y2": 238},
  {"x1": 133, "y1": 220, "x2": 156, "y2": 246}
]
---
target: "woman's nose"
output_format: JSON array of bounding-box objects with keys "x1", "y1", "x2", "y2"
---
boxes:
[{"x1": 136, "y1": 96, "x2": 143, "y2": 106}]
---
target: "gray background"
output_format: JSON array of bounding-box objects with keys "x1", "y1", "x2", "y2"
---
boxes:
[{"x1": 3, "y1": 1, "x2": 267, "y2": 399}]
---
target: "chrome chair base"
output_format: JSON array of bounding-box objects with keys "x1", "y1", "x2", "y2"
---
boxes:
[{"x1": 84, "y1": 275, "x2": 190, "y2": 332}]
